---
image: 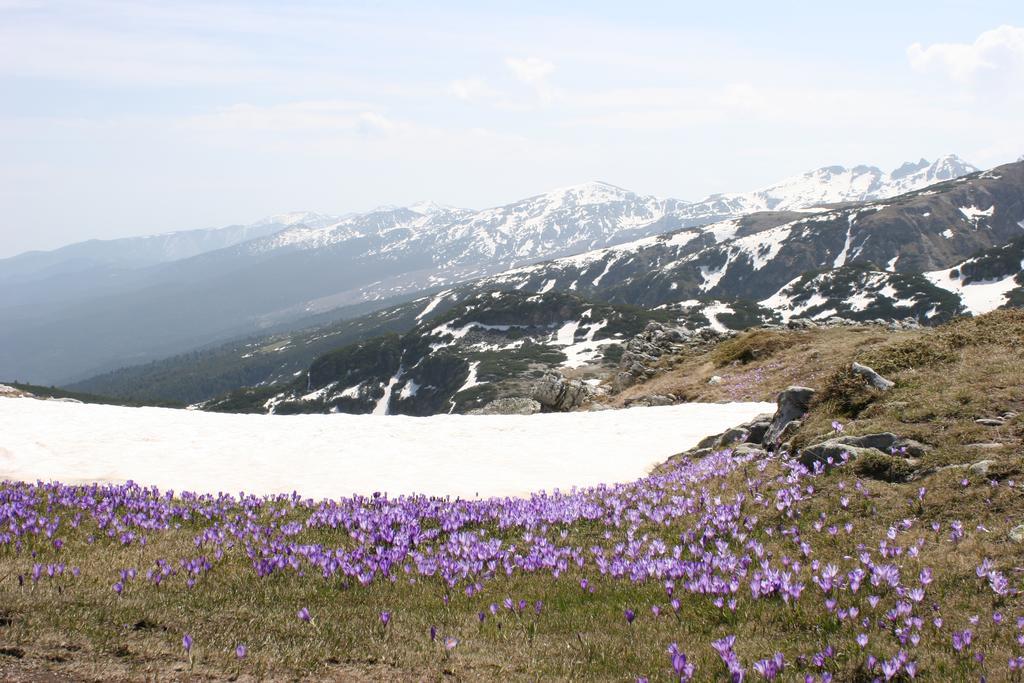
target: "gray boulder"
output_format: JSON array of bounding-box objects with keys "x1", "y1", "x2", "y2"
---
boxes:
[
  {"x1": 851, "y1": 362, "x2": 895, "y2": 391},
  {"x1": 469, "y1": 397, "x2": 543, "y2": 415},
  {"x1": 969, "y1": 460, "x2": 998, "y2": 477},
  {"x1": 798, "y1": 442, "x2": 880, "y2": 471},
  {"x1": 892, "y1": 438, "x2": 929, "y2": 458},
  {"x1": 832, "y1": 432, "x2": 899, "y2": 452},
  {"x1": 743, "y1": 414, "x2": 775, "y2": 444},
  {"x1": 613, "y1": 372, "x2": 636, "y2": 392},
  {"x1": 731, "y1": 443, "x2": 767, "y2": 458},
  {"x1": 762, "y1": 386, "x2": 816, "y2": 448},
  {"x1": 531, "y1": 372, "x2": 594, "y2": 412},
  {"x1": 625, "y1": 394, "x2": 675, "y2": 408}
]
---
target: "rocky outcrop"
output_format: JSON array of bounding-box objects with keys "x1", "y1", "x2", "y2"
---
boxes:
[
  {"x1": 469, "y1": 398, "x2": 543, "y2": 415},
  {"x1": 613, "y1": 322, "x2": 733, "y2": 392},
  {"x1": 798, "y1": 432, "x2": 928, "y2": 475},
  {"x1": 624, "y1": 394, "x2": 676, "y2": 408},
  {"x1": 787, "y1": 317, "x2": 922, "y2": 332},
  {"x1": 531, "y1": 372, "x2": 595, "y2": 412},
  {"x1": 614, "y1": 317, "x2": 924, "y2": 396},
  {"x1": 763, "y1": 386, "x2": 816, "y2": 449},
  {"x1": 674, "y1": 379, "x2": 930, "y2": 484},
  {"x1": 851, "y1": 362, "x2": 895, "y2": 391}
]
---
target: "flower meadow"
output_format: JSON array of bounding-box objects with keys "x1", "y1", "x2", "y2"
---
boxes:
[{"x1": 2, "y1": 445, "x2": 1024, "y2": 681}]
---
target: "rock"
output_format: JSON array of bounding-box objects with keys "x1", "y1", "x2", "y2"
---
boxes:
[
  {"x1": 531, "y1": 373, "x2": 594, "y2": 412},
  {"x1": 969, "y1": 460, "x2": 998, "y2": 477},
  {"x1": 708, "y1": 375, "x2": 723, "y2": 385},
  {"x1": 892, "y1": 438, "x2": 929, "y2": 458},
  {"x1": 586, "y1": 402, "x2": 612, "y2": 412},
  {"x1": 965, "y1": 442, "x2": 1006, "y2": 450},
  {"x1": 762, "y1": 386, "x2": 816, "y2": 448},
  {"x1": 741, "y1": 414, "x2": 775, "y2": 444},
  {"x1": 799, "y1": 442, "x2": 879, "y2": 471},
  {"x1": 717, "y1": 427, "x2": 750, "y2": 448},
  {"x1": 469, "y1": 397, "x2": 542, "y2": 415},
  {"x1": 774, "y1": 420, "x2": 802, "y2": 453},
  {"x1": 1010, "y1": 525, "x2": 1024, "y2": 543},
  {"x1": 623, "y1": 395, "x2": 669, "y2": 408},
  {"x1": 613, "y1": 372, "x2": 635, "y2": 392},
  {"x1": 664, "y1": 328, "x2": 687, "y2": 342},
  {"x1": 851, "y1": 362, "x2": 895, "y2": 391},
  {"x1": 975, "y1": 418, "x2": 1006, "y2": 427},
  {"x1": 644, "y1": 321, "x2": 665, "y2": 334},
  {"x1": 731, "y1": 443, "x2": 767, "y2": 458},
  {"x1": 695, "y1": 432, "x2": 722, "y2": 450},
  {"x1": 832, "y1": 432, "x2": 900, "y2": 453}
]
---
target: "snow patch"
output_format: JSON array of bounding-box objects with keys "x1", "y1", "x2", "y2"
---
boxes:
[
  {"x1": 702, "y1": 302, "x2": 734, "y2": 333},
  {"x1": 372, "y1": 372, "x2": 402, "y2": 416},
  {"x1": 925, "y1": 266, "x2": 1019, "y2": 315},
  {"x1": 960, "y1": 205, "x2": 994, "y2": 222},
  {"x1": 0, "y1": 400, "x2": 775, "y2": 500},
  {"x1": 415, "y1": 290, "x2": 451, "y2": 321}
]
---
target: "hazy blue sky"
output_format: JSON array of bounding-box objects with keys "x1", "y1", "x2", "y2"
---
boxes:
[{"x1": 1, "y1": 1, "x2": 1023, "y2": 257}]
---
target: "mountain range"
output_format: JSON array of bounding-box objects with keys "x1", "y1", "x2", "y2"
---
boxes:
[
  {"x1": 0, "y1": 155, "x2": 983, "y2": 386},
  {"x1": 62, "y1": 156, "x2": 1024, "y2": 415}
]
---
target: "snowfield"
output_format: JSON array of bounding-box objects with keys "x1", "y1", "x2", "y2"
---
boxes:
[{"x1": 0, "y1": 398, "x2": 773, "y2": 500}]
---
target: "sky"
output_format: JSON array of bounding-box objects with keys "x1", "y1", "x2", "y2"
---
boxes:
[{"x1": 1, "y1": 0, "x2": 1023, "y2": 257}]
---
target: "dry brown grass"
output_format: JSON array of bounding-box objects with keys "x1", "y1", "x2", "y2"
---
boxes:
[{"x1": 605, "y1": 325, "x2": 910, "y2": 407}]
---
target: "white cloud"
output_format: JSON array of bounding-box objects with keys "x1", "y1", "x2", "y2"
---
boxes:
[
  {"x1": 504, "y1": 56, "x2": 554, "y2": 85},
  {"x1": 503, "y1": 57, "x2": 556, "y2": 105},
  {"x1": 907, "y1": 25, "x2": 1024, "y2": 84},
  {"x1": 186, "y1": 101, "x2": 375, "y2": 132},
  {"x1": 448, "y1": 78, "x2": 502, "y2": 102}
]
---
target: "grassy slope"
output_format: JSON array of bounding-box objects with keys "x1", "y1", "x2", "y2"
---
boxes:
[{"x1": 2, "y1": 312, "x2": 1023, "y2": 681}]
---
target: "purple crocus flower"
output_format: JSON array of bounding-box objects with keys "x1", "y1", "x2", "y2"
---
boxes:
[
  {"x1": 182, "y1": 633, "x2": 193, "y2": 653},
  {"x1": 624, "y1": 608, "x2": 635, "y2": 624},
  {"x1": 379, "y1": 611, "x2": 391, "y2": 626},
  {"x1": 235, "y1": 644, "x2": 247, "y2": 659},
  {"x1": 297, "y1": 607, "x2": 311, "y2": 623}
]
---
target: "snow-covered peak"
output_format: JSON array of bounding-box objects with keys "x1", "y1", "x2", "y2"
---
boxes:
[
  {"x1": 251, "y1": 211, "x2": 341, "y2": 229},
  {"x1": 927, "y1": 154, "x2": 978, "y2": 181},
  {"x1": 407, "y1": 200, "x2": 463, "y2": 215},
  {"x1": 676, "y1": 154, "x2": 978, "y2": 220},
  {"x1": 538, "y1": 181, "x2": 641, "y2": 207}
]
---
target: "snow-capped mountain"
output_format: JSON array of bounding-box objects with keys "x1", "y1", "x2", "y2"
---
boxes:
[
  {"x1": 471, "y1": 158, "x2": 1023, "y2": 315},
  {"x1": 0, "y1": 154, "x2": 989, "y2": 386},
  {"x1": 68, "y1": 160, "x2": 1024, "y2": 409},
  {"x1": 242, "y1": 181, "x2": 678, "y2": 262},
  {"x1": 674, "y1": 154, "x2": 978, "y2": 223}
]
